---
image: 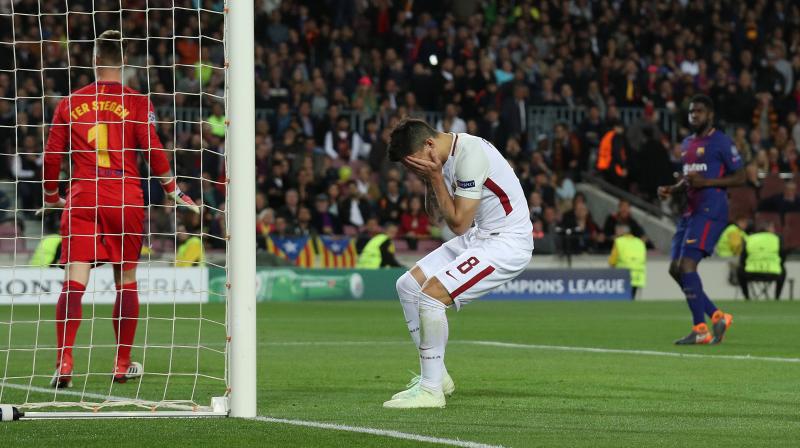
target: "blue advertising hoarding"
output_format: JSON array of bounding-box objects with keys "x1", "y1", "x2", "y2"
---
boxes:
[{"x1": 484, "y1": 269, "x2": 632, "y2": 301}]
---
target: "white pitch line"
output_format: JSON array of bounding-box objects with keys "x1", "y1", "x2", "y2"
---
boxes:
[
  {"x1": 264, "y1": 340, "x2": 800, "y2": 363},
  {"x1": 3, "y1": 382, "x2": 504, "y2": 447},
  {"x1": 254, "y1": 416, "x2": 505, "y2": 448},
  {"x1": 460, "y1": 340, "x2": 800, "y2": 363},
  {"x1": 0, "y1": 382, "x2": 196, "y2": 411},
  {"x1": 5, "y1": 340, "x2": 797, "y2": 363}
]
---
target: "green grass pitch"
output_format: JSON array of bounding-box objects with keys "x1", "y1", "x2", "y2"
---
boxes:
[{"x1": 1, "y1": 300, "x2": 799, "y2": 447}]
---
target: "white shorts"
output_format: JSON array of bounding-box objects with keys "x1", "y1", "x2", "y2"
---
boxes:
[{"x1": 416, "y1": 228, "x2": 533, "y2": 309}]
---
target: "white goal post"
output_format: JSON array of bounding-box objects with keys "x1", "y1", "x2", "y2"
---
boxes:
[
  {"x1": 226, "y1": 0, "x2": 256, "y2": 419},
  {"x1": 0, "y1": 0, "x2": 255, "y2": 420}
]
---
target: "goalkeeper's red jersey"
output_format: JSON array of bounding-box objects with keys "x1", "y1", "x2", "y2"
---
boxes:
[{"x1": 44, "y1": 81, "x2": 172, "y2": 206}]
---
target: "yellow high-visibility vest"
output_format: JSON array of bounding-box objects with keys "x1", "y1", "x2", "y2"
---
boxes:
[
  {"x1": 30, "y1": 234, "x2": 61, "y2": 267},
  {"x1": 609, "y1": 234, "x2": 647, "y2": 287},
  {"x1": 176, "y1": 236, "x2": 204, "y2": 267},
  {"x1": 356, "y1": 234, "x2": 391, "y2": 269},
  {"x1": 744, "y1": 232, "x2": 781, "y2": 275},
  {"x1": 715, "y1": 224, "x2": 747, "y2": 258}
]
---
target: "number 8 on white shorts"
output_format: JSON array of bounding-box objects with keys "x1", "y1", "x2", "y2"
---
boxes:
[{"x1": 416, "y1": 229, "x2": 532, "y2": 309}]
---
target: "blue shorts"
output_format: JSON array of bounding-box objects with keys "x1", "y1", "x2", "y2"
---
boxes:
[{"x1": 670, "y1": 215, "x2": 727, "y2": 262}]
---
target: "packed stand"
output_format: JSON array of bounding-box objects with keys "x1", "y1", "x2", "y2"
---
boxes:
[{"x1": 2, "y1": 0, "x2": 800, "y2": 256}]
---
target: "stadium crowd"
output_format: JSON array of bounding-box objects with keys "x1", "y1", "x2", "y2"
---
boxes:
[{"x1": 1, "y1": 0, "x2": 800, "y2": 255}]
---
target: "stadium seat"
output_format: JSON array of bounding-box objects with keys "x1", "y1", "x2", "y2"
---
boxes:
[
  {"x1": 755, "y1": 211, "x2": 782, "y2": 233},
  {"x1": 727, "y1": 187, "x2": 758, "y2": 221},
  {"x1": 783, "y1": 213, "x2": 800, "y2": 250},
  {"x1": 759, "y1": 174, "x2": 784, "y2": 200}
]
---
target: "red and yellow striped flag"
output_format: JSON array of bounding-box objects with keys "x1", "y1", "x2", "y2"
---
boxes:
[{"x1": 319, "y1": 236, "x2": 357, "y2": 268}]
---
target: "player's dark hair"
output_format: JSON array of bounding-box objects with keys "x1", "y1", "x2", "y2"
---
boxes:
[
  {"x1": 387, "y1": 118, "x2": 437, "y2": 162},
  {"x1": 95, "y1": 30, "x2": 125, "y2": 67},
  {"x1": 689, "y1": 94, "x2": 714, "y2": 112}
]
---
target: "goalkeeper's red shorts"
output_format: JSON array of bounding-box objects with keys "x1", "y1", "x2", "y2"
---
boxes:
[{"x1": 60, "y1": 198, "x2": 145, "y2": 271}]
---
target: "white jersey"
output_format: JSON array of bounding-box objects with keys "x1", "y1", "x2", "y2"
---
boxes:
[{"x1": 442, "y1": 133, "x2": 533, "y2": 237}]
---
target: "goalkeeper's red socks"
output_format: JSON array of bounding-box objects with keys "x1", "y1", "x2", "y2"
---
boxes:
[
  {"x1": 55, "y1": 280, "x2": 85, "y2": 368},
  {"x1": 113, "y1": 282, "x2": 140, "y2": 369}
]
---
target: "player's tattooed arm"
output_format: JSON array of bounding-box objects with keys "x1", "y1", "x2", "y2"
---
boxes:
[{"x1": 424, "y1": 181, "x2": 441, "y2": 222}]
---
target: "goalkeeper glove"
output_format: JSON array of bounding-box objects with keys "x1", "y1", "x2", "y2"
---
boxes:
[
  {"x1": 161, "y1": 179, "x2": 200, "y2": 214},
  {"x1": 36, "y1": 189, "x2": 66, "y2": 215}
]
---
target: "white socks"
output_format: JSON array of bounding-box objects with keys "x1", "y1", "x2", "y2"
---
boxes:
[
  {"x1": 418, "y1": 292, "x2": 448, "y2": 392},
  {"x1": 395, "y1": 271, "x2": 450, "y2": 389},
  {"x1": 396, "y1": 272, "x2": 421, "y2": 346}
]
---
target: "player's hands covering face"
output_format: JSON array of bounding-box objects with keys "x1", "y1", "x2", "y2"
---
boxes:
[{"x1": 403, "y1": 146, "x2": 442, "y2": 181}]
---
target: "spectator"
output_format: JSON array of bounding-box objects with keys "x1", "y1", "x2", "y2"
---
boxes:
[
  {"x1": 436, "y1": 103, "x2": 467, "y2": 134},
  {"x1": 561, "y1": 201, "x2": 603, "y2": 253},
  {"x1": 278, "y1": 189, "x2": 301, "y2": 227},
  {"x1": 377, "y1": 178, "x2": 404, "y2": 224},
  {"x1": 596, "y1": 121, "x2": 628, "y2": 189},
  {"x1": 264, "y1": 157, "x2": 290, "y2": 208},
  {"x1": 311, "y1": 193, "x2": 342, "y2": 235},
  {"x1": 501, "y1": 83, "x2": 530, "y2": 144},
  {"x1": 479, "y1": 109, "x2": 507, "y2": 149},
  {"x1": 399, "y1": 195, "x2": 430, "y2": 251},
  {"x1": 324, "y1": 115, "x2": 366, "y2": 162},
  {"x1": 339, "y1": 180, "x2": 371, "y2": 229},
  {"x1": 296, "y1": 206, "x2": 314, "y2": 236},
  {"x1": 551, "y1": 122, "x2": 581, "y2": 177},
  {"x1": 354, "y1": 165, "x2": 380, "y2": 202},
  {"x1": 271, "y1": 215, "x2": 294, "y2": 238},
  {"x1": 577, "y1": 105, "x2": 604, "y2": 169},
  {"x1": 758, "y1": 180, "x2": 800, "y2": 217},
  {"x1": 12, "y1": 135, "x2": 42, "y2": 215},
  {"x1": 7, "y1": 0, "x2": 800, "y2": 260},
  {"x1": 528, "y1": 191, "x2": 544, "y2": 222},
  {"x1": 554, "y1": 174, "x2": 576, "y2": 212},
  {"x1": 634, "y1": 127, "x2": 674, "y2": 201},
  {"x1": 602, "y1": 199, "x2": 646, "y2": 243}
]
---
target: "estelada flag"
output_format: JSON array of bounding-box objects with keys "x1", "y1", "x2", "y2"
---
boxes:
[
  {"x1": 269, "y1": 235, "x2": 315, "y2": 267},
  {"x1": 318, "y1": 235, "x2": 357, "y2": 268}
]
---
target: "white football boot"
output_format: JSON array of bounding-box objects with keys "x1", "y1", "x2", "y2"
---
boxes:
[
  {"x1": 383, "y1": 385, "x2": 445, "y2": 409},
  {"x1": 391, "y1": 372, "x2": 455, "y2": 400}
]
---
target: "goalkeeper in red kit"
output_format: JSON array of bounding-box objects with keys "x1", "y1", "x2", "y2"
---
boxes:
[{"x1": 43, "y1": 30, "x2": 199, "y2": 388}]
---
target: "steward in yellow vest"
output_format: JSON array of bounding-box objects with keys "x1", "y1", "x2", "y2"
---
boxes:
[
  {"x1": 737, "y1": 221, "x2": 786, "y2": 300},
  {"x1": 176, "y1": 233, "x2": 204, "y2": 267},
  {"x1": 356, "y1": 223, "x2": 402, "y2": 269},
  {"x1": 608, "y1": 224, "x2": 646, "y2": 299},
  {"x1": 715, "y1": 219, "x2": 748, "y2": 258},
  {"x1": 30, "y1": 234, "x2": 61, "y2": 267},
  {"x1": 30, "y1": 214, "x2": 62, "y2": 267},
  {"x1": 715, "y1": 216, "x2": 748, "y2": 286}
]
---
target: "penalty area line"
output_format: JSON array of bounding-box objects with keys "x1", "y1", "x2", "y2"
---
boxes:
[
  {"x1": 254, "y1": 416, "x2": 506, "y2": 448},
  {"x1": 461, "y1": 340, "x2": 800, "y2": 363}
]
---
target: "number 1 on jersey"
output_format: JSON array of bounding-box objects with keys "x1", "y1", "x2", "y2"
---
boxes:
[{"x1": 88, "y1": 124, "x2": 110, "y2": 168}]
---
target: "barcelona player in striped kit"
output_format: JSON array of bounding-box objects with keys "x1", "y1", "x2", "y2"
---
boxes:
[{"x1": 659, "y1": 95, "x2": 745, "y2": 345}]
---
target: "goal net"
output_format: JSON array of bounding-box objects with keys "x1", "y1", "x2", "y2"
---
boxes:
[{"x1": 0, "y1": 0, "x2": 250, "y2": 417}]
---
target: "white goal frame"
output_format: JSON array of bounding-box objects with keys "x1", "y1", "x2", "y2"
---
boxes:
[{"x1": 2, "y1": 0, "x2": 256, "y2": 420}]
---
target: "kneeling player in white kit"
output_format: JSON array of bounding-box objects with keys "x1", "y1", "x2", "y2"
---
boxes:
[{"x1": 383, "y1": 119, "x2": 533, "y2": 408}]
